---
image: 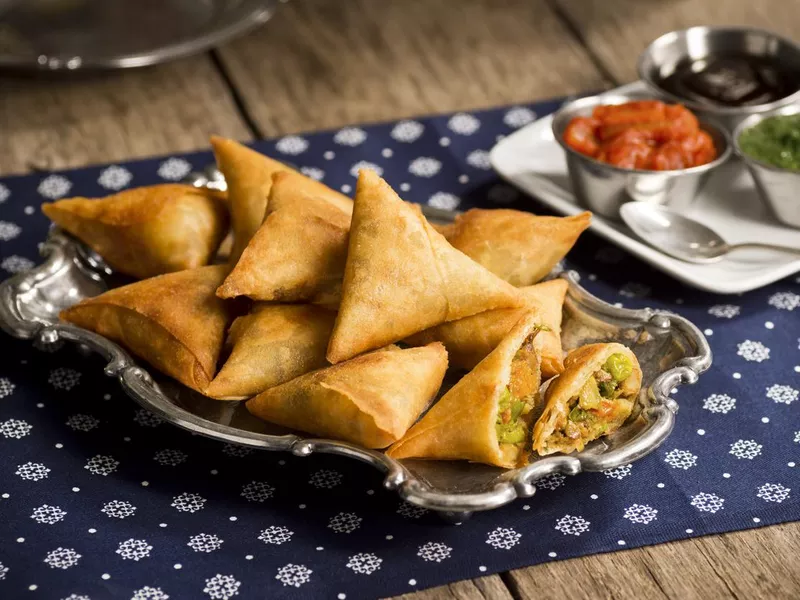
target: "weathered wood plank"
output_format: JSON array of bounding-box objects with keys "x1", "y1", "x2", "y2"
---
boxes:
[
  {"x1": 215, "y1": 0, "x2": 611, "y2": 136},
  {"x1": 389, "y1": 574, "x2": 514, "y2": 600},
  {"x1": 0, "y1": 56, "x2": 251, "y2": 176},
  {"x1": 554, "y1": 0, "x2": 800, "y2": 83},
  {"x1": 505, "y1": 522, "x2": 800, "y2": 600}
]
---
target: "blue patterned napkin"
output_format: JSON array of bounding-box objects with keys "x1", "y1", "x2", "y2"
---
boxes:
[{"x1": 0, "y1": 98, "x2": 799, "y2": 600}]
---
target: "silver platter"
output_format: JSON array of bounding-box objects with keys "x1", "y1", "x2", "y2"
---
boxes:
[
  {"x1": 0, "y1": 0, "x2": 279, "y2": 71},
  {"x1": 0, "y1": 185, "x2": 711, "y2": 520}
]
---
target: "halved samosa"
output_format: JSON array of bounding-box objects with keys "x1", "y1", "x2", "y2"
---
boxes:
[
  {"x1": 387, "y1": 313, "x2": 543, "y2": 468},
  {"x1": 406, "y1": 279, "x2": 568, "y2": 379},
  {"x1": 246, "y1": 343, "x2": 448, "y2": 448},
  {"x1": 532, "y1": 343, "x2": 642, "y2": 456},
  {"x1": 327, "y1": 170, "x2": 524, "y2": 363},
  {"x1": 211, "y1": 136, "x2": 352, "y2": 262},
  {"x1": 205, "y1": 304, "x2": 336, "y2": 400},
  {"x1": 440, "y1": 209, "x2": 591, "y2": 286},
  {"x1": 216, "y1": 172, "x2": 349, "y2": 306},
  {"x1": 41, "y1": 184, "x2": 228, "y2": 279},
  {"x1": 60, "y1": 265, "x2": 234, "y2": 392}
]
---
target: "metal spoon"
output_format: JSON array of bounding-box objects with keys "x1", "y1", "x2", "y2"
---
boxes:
[{"x1": 620, "y1": 203, "x2": 800, "y2": 264}]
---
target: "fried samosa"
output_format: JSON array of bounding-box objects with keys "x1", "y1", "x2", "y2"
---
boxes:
[
  {"x1": 60, "y1": 265, "x2": 233, "y2": 392},
  {"x1": 41, "y1": 184, "x2": 228, "y2": 279},
  {"x1": 205, "y1": 304, "x2": 335, "y2": 400},
  {"x1": 406, "y1": 279, "x2": 568, "y2": 379},
  {"x1": 246, "y1": 343, "x2": 448, "y2": 448},
  {"x1": 440, "y1": 209, "x2": 591, "y2": 286},
  {"x1": 387, "y1": 313, "x2": 543, "y2": 468},
  {"x1": 211, "y1": 136, "x2": 353, "y2": 262},
  {"x1": 216, "y1": 172, "x2": 349, "y2": 306},
  {"x1": 532, "y1": 343, "x2": 642, "y2": 456},
  {"x1": 327, "y1": 170, "x2": 524, "y2": 363}
]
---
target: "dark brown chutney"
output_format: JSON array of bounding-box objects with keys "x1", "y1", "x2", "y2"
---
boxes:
[{"x1": 661, "y1": 55, "x2": 800, "y2": 107}]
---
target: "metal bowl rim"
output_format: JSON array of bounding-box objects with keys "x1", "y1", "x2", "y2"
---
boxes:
[
  {"x1": 636, "y1": 25, "x2": 800, "y2": 116},
  {"x1": 551, "y1": 91, "x2": 732, "y2": 176}
]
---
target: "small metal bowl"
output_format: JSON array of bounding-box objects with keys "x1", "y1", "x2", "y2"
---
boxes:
[
  {"x1": 638, "y1": 26, "x2": 800, "y2": 132},
  {"x1": 734, "y1": 105, "x2": 800, "y2": 228},
  {"x1": 552, "y1": 92, "x2": 731, "y2": 220}
]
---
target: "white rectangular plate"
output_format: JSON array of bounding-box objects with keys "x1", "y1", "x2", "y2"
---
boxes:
[{"x1": 490, "y1": 82, "x2": 800, "y2": 294}]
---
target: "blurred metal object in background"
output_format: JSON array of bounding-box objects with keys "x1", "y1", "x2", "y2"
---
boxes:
[{"x1": 0, "y1": 0, "x2": 281, "y2": 71}]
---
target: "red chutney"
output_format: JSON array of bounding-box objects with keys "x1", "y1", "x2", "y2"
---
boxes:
[{"x1": 563, "y1": 100, "x2": 717, "y2": 170}]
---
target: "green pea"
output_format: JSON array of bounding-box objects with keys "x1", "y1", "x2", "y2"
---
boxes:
[{"x1": 604, "y1": 353, "x2": 633, "y2": 382}]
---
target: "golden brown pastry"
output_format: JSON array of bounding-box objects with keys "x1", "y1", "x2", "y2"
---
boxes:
[
  {"x1": 60, "y1": 265, "x2": 234, "y2": 392},
  {"x1": 327, "y1": 169, "x2": 524, "y2": 363},
  {"x1": 41, "y1": 184, "x2": 228, "y2": 279},
  {"x1": 406, "y1": 279, "x2": 568, "y2": 379},
  {"x1": 205, "y1": 304, "x2": 335, "y2": 401},
  {"x1": 387, "y1": 313, "x2": 543, "y2": 468},
  {"x1": 440, "y1": 208, "x2": 591, "y2": 286},
  {"x1": 246, "y1": 343, "x2": 448, "y2": 448},
  {"x1": 216, "y1": 172, "x2": 350, "y2": 306},
  {"x1": 532, "y1": 343, "x2": 642, "y2": 456},
  {"x1": 211, "y1": 137, "x2": 352, "y2": 262}
]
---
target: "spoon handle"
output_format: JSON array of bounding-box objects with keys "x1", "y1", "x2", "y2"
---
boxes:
[{"x1": 730, "y1": 242, "x2": 800, "y2": 257}]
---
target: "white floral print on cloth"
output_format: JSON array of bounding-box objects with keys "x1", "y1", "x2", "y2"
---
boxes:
[
  {"x1": 350, "y1": 160, "x2": 383, "y2": 177},
  {"x1": 0, "y1": 221, "x2": 21, "y2": 241},
  {"x1": 275, "y1": 135, "x2": 308, "y2": 155},
  {"x1": 391, "y1": 120, "x2": 425, "y2": 142},
  {"x1": 0, "y1": 98, "x2": 799, "y2": 600},
  {"x1": 16, "y1": 461, "x2": 50, "y2": 481},
  {"x1": 38, "y1": 174, "x2": 72, "y2": 199},
  {"x1": 347, "y1": 552, "x2": 383, "y2": 575},
  {"x1": 428, "y1": 192, "x2": 461, "y2": 210},
  {"x1": 417, "y1": 542, "x2": 452, "y2": 562},
  {"x1": 157, "y1": 158, "x2": 192, "y2": 181},
  {"x1": 97, "y1": 165, "x2": 133, "y2": 190},
  {"x1": 1, "y1": 255, "x2": 34, "y2": 273},
  {"x1": 0, "y1": 377, "x2": 15, "y2": 398},
  {"x1": 486, "y1": 527, "x2": 522, "y2": 549}
]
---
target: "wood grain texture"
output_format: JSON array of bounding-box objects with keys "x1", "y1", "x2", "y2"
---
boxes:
[
  {"x1": 0, "y1": 56, "x2": 250, "y2": 176},
  {"x1": 215, "y1": 0, "x2": 611, "y2": 136},
  {"x1": 390, "y1": 574, "x2": 514, "y2": 600},
  {"x1": 505, "y1": 522, "x2": 800, "y2": 600},
  {"x1": 553, "y1": 0, "x2": 800, "y2": 83}
]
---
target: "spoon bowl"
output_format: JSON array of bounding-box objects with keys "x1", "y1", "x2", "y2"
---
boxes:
[{"x1": 620, "y1": 203, "x2": 800, "y2": 264}]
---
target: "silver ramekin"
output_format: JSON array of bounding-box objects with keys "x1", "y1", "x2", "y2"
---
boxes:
[
  {"x1": 638, "y1": 26, "x2": 800, "y2": 133},
  {"x1": 552, "y1": 92, "x2": 731, "y2": 220},
  {"x1": 734, "y1": 105, "x2": 800, "y2": 229}
]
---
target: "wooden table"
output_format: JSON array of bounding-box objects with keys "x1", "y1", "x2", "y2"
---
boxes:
[{"x1": 3, "y1": 1, "x2": 799, "y2": 597}]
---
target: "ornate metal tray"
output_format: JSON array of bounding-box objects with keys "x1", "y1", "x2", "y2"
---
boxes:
[
  {"x1": 0, "y1": 181, "x2": 711, "y2": 521},
  {"x1": 0, "y1": 0, "x2": 279, "y2": 71}
]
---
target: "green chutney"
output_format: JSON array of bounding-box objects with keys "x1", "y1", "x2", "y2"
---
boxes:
[{"x1": 738, "y1": 114, "x2": 800, "y2": 171}]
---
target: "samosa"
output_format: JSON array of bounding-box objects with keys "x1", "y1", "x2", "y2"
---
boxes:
[
  {"x1": 205, "y1": 304, "x2": 335, "y2": 400},
  {"x1": 532, "y1": 343, "x2": 642, "y2": 456},
  {"x1": 41, "y1": 184, "x2": 228, "y2": 279},
  {"x1": 439, "y1": 208, "x2": 591, "y2": 286},
  {"x1": 216, "y1": 172, "x2": 349, "y2": 306},
  {"x1": 60, "y1": 265, "x2": 234, "y2": 392},
  {"x1": 387, "y1": 313, "x2": 543, "y2": 468},
  {"x1": 406, "y1": 279, "x2": 568, "y2": 379},
  {"x1": 211, "y1": 136, "x2": 352, "y2": 262},
  {"x1": 327, "y1": 170, "x2": 523, "y2": 363},
  {"x1": 246, "y1": 343, "x2": 448, "y2": 448}
]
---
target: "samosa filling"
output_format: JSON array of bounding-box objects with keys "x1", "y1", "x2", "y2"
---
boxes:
[
  {"x1": 495, "y1": 335, "x2": 539, "y2": 449},
  {"x1": 560, "y1": 353, "x2": 634, "y2": 443}
]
